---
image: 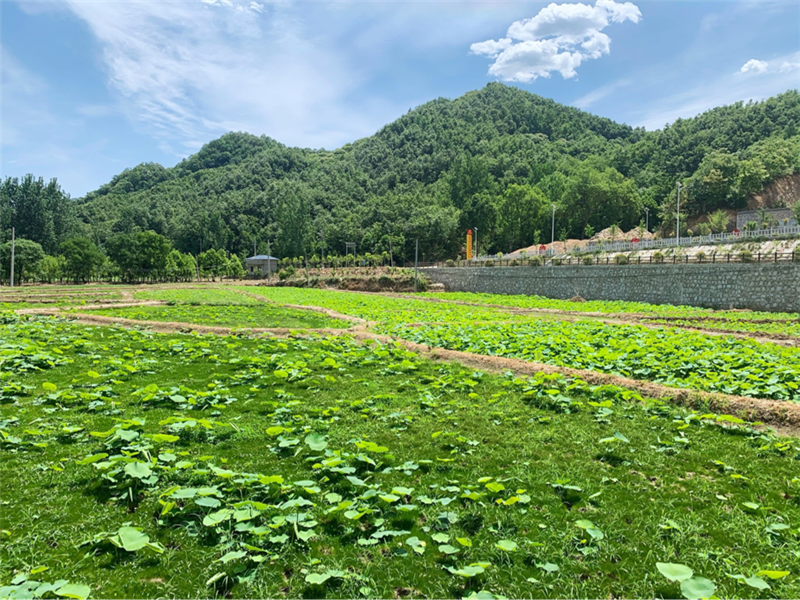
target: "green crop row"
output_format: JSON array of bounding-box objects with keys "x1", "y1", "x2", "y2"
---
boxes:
[
  {"x1": 382, "y1": 320, "x2": 800, "y2": 401},
  {"x1": 88, "y1": 304, "x2": 349, "y2": 330}
]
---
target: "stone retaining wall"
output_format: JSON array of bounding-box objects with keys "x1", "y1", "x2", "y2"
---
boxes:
[{"x1": 423, "y1": 263, "x2": 800, "y2": 312}]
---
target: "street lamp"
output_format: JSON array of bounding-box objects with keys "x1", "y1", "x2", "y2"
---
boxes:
[{"x1": 676, "y1": 182, "x2": 684, "y2": 247}]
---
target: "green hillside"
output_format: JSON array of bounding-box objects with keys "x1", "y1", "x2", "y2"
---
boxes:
[{"x1": 3, "y1": 83, "x2": 799, "y2": 262}]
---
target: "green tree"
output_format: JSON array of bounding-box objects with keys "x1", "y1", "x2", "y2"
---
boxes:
[
  {"x1": 0, "y1": 238, "x2": 45, "y2": 284},
  {"x1": 61, "y1": 237, "x2": 106, "y2": 283},
  {"x1": 558, "y1": 162, "x2": 642, "y2": 238},
  {"x1": 38, "y1": 255, "x2": 64, "y2": 283},
  {"x1": 226, "y1": 255, "x2": 246, "y2": 279},
  {"x1": 165, "y1": 250, "x2": 196, "y2": 281},
  {"x1": 707, "y1": 209, "x2": 731, "y2": 233},
  {"x1": 496, "y1": 184, "x2": 548, "y2": 252},
  {"x1": 107, "y1": 230, "x2": 171, "y2": 281},
  {"x1": 0, "y1": 175, "x2": 77, "y2": 253},
  {"x1": 198, "y1": 249, "x2": 228, "y2": 280}
]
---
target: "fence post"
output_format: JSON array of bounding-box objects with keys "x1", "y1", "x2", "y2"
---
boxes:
[{"x1": 775, "y1": 251, "x2": 778, "y2": 263}]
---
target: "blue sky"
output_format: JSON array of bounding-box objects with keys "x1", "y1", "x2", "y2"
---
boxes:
[{"x1": 2, "y1": 0, "x2": 799, "y2": 197}]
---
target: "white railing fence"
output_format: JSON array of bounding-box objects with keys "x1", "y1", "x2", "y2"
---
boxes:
[{"x1": 569, "y1": 225, "x2": 800, "y2": 255}]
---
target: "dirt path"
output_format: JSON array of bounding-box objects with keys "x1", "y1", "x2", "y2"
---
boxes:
[{"x1": 17, "y1": 306, "x2": 799, "y2": 435}]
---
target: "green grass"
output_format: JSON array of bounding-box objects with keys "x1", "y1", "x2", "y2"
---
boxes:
[
  {"x1": 85, "y1": 304, "x2": 349, "y2": 330},
  {"x1": 132, "y1": 288, "x2": 262, "y2": 305},
  {"x1": 1, "y1": 313, "x2": 799, "y2": 599},
  {"x1": 239, "y1": 287, "x2": 540, "y2": 325}
]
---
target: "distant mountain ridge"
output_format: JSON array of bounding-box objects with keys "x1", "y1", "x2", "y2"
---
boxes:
[{"x1": 4, "y1": 83, "x2": 799, "y2": 261}]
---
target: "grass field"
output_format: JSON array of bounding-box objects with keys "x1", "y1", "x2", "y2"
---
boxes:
[
  {"x1": 2, "y1": 285, "x2": 799, "y2": 599},
  {"x1": 87, "y1": 304, "x2": 350, "y2": 330}
]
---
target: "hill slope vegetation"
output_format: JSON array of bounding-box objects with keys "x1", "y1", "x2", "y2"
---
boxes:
[{"x1": 3, "y1": 84, "x2": 799, "y2": 263}]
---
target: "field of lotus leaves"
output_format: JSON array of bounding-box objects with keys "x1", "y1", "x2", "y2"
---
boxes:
[{"x1": 1, "y1": 284, "x2": 799, "y2": 599}]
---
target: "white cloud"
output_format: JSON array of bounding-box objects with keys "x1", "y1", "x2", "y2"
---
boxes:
[
  {"x1": 57, "y1": 0, "x2": 403, "y2": 153},
  {"x1": 635, "y1": 52, "x2": 800, "y2": 130},
  {"x1": 471, "y1": 0, "x2": 640, "y2": 82},
  {"x1": 739, "y1": 54, "x2": 800, "y2": 76},
  {"x1": 780, "y1": 60, "x2": 800, "y2": 73},
  {"x1": 740, "y1": 59, "x2": 768, "y2": 74}
]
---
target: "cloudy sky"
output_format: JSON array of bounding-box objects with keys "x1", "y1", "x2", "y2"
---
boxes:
[{"x1": 2, "y1": 0, "x2": 799, "y2": 197}]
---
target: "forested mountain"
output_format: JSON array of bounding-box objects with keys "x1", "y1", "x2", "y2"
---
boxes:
[{"x1": 3, "y1": 83, "x2": 799, "y2": 263}]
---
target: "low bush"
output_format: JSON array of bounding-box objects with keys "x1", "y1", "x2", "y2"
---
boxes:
[
  {"x1": 695, "y1": 251, "x2": 707, "y2": 262},
  {"x1": 614, "y1": 254, "x2": 629, "y2": 265},
  {"x1": 510, "y1": 259, "x2": 519, "y2": 267},
  {"x1": 652, "y1": 252, "x2": 664, "y2": 263},
  {"x1": 739, "y1": 250, "x2": 754, "y2": 263},
  {"x1": 445, "y1": 259, "x2": 455, "y2": 267},
  {"x1": 277, "y1": 266, "x2": 296, "y2": 280},
  {"x1": 528, "y1": 257, "x2": 542, "y2": 266},
  {"x1": 583, "y1": 256, "x2": 594, "y2": 266},
  {"x1": 484, "y1": 260, "x2": 495, "y2": 267}
]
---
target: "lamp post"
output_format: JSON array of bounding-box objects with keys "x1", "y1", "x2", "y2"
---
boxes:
[
  {"x1": 645, "y1": 207, "x2": 649, "y2": 232},
  {"x1": 676, "y1": 182, "x2": 684, "y2": 247},
  {"x1": 473, "y1": 227, "x2": 478, "y2": 260},
  {"x1": 551, "y1": 204, "x2": 556, "y2": 254}
]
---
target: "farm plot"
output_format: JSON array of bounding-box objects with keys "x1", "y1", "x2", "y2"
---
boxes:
[
  {"x1": 240, "y1": 287, "x2": 800, "y2": 401},
  {"x1": 418, "y1": 292, "x2": 800, "y2": 339},
  {"x1": 383, "y1": 321, "x2": 800, "y2": 401},
  {"x1": 239, "y1": 287, "x2": 543, "y2": 325},
  {"x1": 86, "y1": 304, "x2": 350, "y2": 330},
  {"x1": 131, "y1": 287, "x2": 263, "y2": 305},
  {"x1": 1, "y1": 312, "x2": 799, "y2": 600}
]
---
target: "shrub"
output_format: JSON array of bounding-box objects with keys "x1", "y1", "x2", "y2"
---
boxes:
[
  {"x1": 695, "y1": 251, "x2": 707, "y2": 262},
  {"x1": 739, "y1": 250, "x2": 754, "y2": 263},
  {"x1": 510, "y1": 259, "x2": 519, "y2": 267},
  {"x1": 552, "y1": 258, "x2": 563, "y2": 266},
  {"x1": 278, "y1": 266, "x2": 296, "y2": 280},
  {"x1": 445, "y1": 259, "x2": 455, "y2": 267},
  {"x1": 652, "y1": 252, "x2": 664, "y2": 263},
  {"x1": 484, "y1": 260, "x2": 495, "y2": 267},
  {"x1": 528, "y1": 257, "x2": 542, "y2": 266},
  {"x1": 614, "y1": 254, "x2": 629, "y2": 265},
  {"x1": 582, "y1": 256, "x2": 594, "y2": 266}
]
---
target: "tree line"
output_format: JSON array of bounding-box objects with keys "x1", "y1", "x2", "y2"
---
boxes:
[
  {"x1": 0, "y1": 230, "x2": 247, "y2": 285},
  {"x1": 2, "y1": 85, "x2": 798, "y2": 263}
]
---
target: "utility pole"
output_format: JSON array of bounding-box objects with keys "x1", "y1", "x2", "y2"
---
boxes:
[
  {"x1": 253, "y1": 237, "x2": 257, "y2": 257},
  {"x1": 414, "y1": 239, "x2": 419, "y2": 293},
  {"x1": 473, "y1": 227, "x2": 478, "y2": 260},
  {"x1": 551, "y1": 204, "x2": 556, "y2": 254},
  {"x1": 10, "y1": 227, "x2": 15, "y2": 288},
  {"x1": 676, "y1": 182, "x2": 684, "y2": 247},
  {"x1": 645, "y1": 207, "x2": 650, "y2": 232},
  {"x1": 319, "y1": 231, "x2": 325, "y2": 270},
  {"x1": 266, "y1": 239, "x2": 272, "y2": 281},
  {"x1": 389, "y1": 237, "x2": 394, "y2": 268}
]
